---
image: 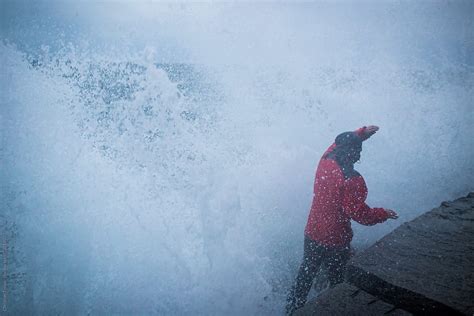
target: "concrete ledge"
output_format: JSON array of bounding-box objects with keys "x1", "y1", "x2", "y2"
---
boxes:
[
  {"x1": 294, "y1": 192, "x2": 474, "y2": 315},
  {"x1": 347, "y1": 192, "x2": 474, "y2": 315},
  {"x1": 294, "y1": 283, "x2": 411, "y2": 316}
]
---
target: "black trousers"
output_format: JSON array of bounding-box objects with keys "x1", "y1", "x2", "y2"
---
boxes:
[{"x1": 285, "y1": 236, "x2": 351, "y2": 315}]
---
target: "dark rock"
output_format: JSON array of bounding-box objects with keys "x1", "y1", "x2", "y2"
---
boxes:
[
  {"x1": 294, "y1": 283, "x2": 412, "y2": 316},
  {"x1": 347, "y1": 192, "x2": 474, "y2": 315}
]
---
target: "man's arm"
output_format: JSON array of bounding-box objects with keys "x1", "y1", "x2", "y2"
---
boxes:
[
  {"x1": 343, "y1": 201, "x2": 391, "y2": 226},
  {"x1": 322, "y1": 125, "x2": 379, "y2": 158},
  {"x1": 342, "y1": 175, "x2": 398, "y2": 226},
  {"x1": 354, "y1": 125, "x2": 379, "y2": 141}
]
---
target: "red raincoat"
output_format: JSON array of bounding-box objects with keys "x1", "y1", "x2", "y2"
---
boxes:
[{"x1": 304, "y1": 127, "x2": 390, "y2": 248}]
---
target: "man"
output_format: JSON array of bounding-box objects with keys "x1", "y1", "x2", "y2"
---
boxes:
[{"x1": 285, "y1": 125, "x2": 398, "y2": 315}]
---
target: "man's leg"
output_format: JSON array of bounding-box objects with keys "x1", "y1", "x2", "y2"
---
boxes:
[
  {"x1": 285, "y1": 237, "x2": 324, "y2": 315},
  {"x1": 325, "y1": 246, "x2": 351, "y2": 287}
]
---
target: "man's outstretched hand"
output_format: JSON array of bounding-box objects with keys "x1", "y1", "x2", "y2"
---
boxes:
[
  {"x1": 365, "y1": 125, "x2": 379, "y2": 137},
  {"x1": 385, "y1": 209, "x2": 399, "y2": 219}
]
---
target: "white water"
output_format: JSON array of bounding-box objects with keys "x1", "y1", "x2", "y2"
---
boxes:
[{"x1": 1, "y1": 2, "x2": 473, "y2": 314}]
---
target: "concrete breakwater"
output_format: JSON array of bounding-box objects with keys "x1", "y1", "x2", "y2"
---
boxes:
[{"x1": 296, "y1": 192, "x2": 474, "y2": 315}]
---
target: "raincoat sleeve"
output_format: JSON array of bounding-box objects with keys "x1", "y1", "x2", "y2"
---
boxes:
[
  {"x1": 322, "y1": 127, "x2": 372, "y2": 158},
  {"x1": 354, "y1": 126, "x2": 376, "y2": 141},
  {"x1": 342, "y1": 178, "x2": 390, "y2": 226}
]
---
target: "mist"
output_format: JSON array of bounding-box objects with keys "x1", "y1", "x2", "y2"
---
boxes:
[{"x1": 1, "y1": 1, "x2": 473, "y2": 314}]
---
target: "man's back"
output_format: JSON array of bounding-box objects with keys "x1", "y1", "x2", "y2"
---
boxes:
[{"x1": 304, "y1": 157, "x2": 353, "y2": 247}]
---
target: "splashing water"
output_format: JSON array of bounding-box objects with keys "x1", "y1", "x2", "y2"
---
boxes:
[{"x1": 1, "y1": 2, "x2": 473, "y2": 315}]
